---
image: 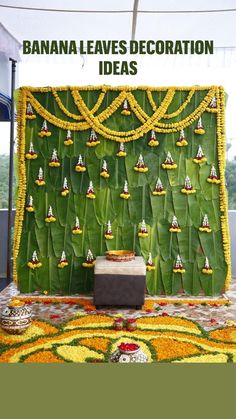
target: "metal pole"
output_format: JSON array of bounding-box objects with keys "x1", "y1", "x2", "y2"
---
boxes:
[
  {"x1": 131, "y1": 0, "x2": 139, "y2": 40},
  {"x1": 6, "y1": 58, "x2": 17, "y2": 280}
]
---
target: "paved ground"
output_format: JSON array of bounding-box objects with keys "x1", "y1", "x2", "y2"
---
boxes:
[{"x1": 0, "y1": 279, "x2": 235, "y2": 331}]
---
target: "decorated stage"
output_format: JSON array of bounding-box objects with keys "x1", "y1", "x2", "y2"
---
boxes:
[
  {"x1": 14, "y1": 85, "x2": 231, "y2": 297},
  {"x1": 0, "y1": 83, "x2": 234, "y2": 363}
]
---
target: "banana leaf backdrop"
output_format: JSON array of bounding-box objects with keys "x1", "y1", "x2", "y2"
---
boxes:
[{"x1": 14, "y1": 85, "x2": 231, "y2": 296}]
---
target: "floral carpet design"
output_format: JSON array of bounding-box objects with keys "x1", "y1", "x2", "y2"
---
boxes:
[{"x1": 1, "y1": 314, "x2": 236, "y2": 363}]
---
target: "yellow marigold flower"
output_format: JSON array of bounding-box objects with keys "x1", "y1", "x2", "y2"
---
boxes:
[
  {"x1": 45, "y1": 216, "x2": 56, "y2": 223},
  {"x1": 26, "y1": 206, "x2": 34, "y2": 212},
  {"x1": 199, "y1": 227, "x2": 212, "y2": 233},
  {"x1": 35, "y1": 179, "x2": 46, "y2": 186},
  {"x1": 176, "y1": 139, "x2": 188, "y2": 147},
  {"x1": 26, "y1": 114, "x2": 36, "y2": 120},
  {"x1": 146, "y1": 265, "x2": 156, "y2": 271},
  {"x1": 61, "y1": 190, "x2": 69, "y2": 197},
  {"x1": 207, "y1": 178, "x2": 221, "y2": 184},
  {"x1": 121, "y1": 109, "x2": 131, "y2": 116},
  {"x1": 152, "y1": 190, "x2": 166, "y2": 196},
  {"x1": 64, "y1": 139, "x2": 74, "y2": 145},
  {"x1": 134, "y1": 167, "x2": 149, "y2": 173},
  {"x1": 86, "y1": 193, "x2": 96, "y2": 199},
  {"x1": 193, "y1": 157, "x2": 207, "y2": 164},
  {"x1": 43, "y1": 290, "x2": 48, "y2": 295},
  {"x1": 120, "y1": 193, "x2": 130, "y2": 199},
  {"x1": 181, "y1": 188, "x2": 196, "y2": 194},
  {"x1": 138, "y1": 232, "x2": 149, "y2": 238},
  {"x1": 38, "y1": 131, "x2": 51, "y2": 137},
  {"x1": 49, "y1": 161, "x2": 60, "y2": 167},
  {"x1": 27, "y1": 261, "x2": 42, "y2": 269},
  {"x1": 169, "y1": 227, "x2": 181, "y2": 233},
  {"x1": 25, "y1": 153, "x2": 38, "y2": 160},
  {"x1": 202, "y1": 268, "x2": 213, "y2": 274},
  {"x1": 75, "y1": 165, "x2": 86, "y2": 172},
  {"x1": 100, "y1": 171, "x2": 110, "y2": 178},
  {"x1": 9, "y1": 299, "x2": 25, "y2": 307},
  {"x1": 86, "y1": 141, "x2": 100, "y2": 147},
  {"x1": 82, "y1": 261, "x2": 96, "y2": 268},
  {"x1": 58, "y1": 261, "x2": 69, "y2": 268},
  {"x1": 162, "y1": 163, "x2": 177, "y2": 169},
  {"x1": 194, "y1": 128, "x2": 205, "y2": 135},
  {"x1": 173, "y1": 268, "x2": 186, "y2": 273},
  {"x1": 72, "y1": 228, "x2": 82, "y2": 235},
  {"x1": 148, "y1": 139, "x2": 159, "y2": 147},
  {"x1": 104, "y1": 234, "x2": 114, "y2": 240},
  {"x1": 116, "y1": 151, "x2": 127, "y2": 157}
]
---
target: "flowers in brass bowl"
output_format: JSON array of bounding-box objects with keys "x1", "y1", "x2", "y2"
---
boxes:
[{"x1": 105, "y1": 250, "x2": 135, "y2": 262}]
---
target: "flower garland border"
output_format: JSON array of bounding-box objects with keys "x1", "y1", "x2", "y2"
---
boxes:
[
  {"x1": 217, "y1": 87, "x2": 231, "y2": 290},
  {"x1": 13, "y1": 89, "x2": 27, "y2": 282},
  {"x1": 14, "y1": 295, "x2": 230, "y2": 306}
]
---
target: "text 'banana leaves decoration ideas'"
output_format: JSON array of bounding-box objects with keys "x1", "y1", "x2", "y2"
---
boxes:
[{"x1": 14, "y1": 85, "x2": 231, "y2": 296}]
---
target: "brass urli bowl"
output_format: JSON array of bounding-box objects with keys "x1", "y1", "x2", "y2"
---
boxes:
[{"x1": 105, "y1": 250, "x2": 135, "y2": 262}]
